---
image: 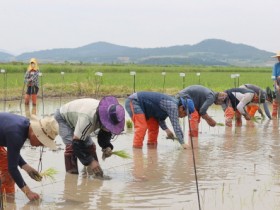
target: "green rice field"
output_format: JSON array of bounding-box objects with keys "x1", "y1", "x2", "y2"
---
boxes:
[{"x1": 0, "y1": 63, "x2": 274, "y2": 99}]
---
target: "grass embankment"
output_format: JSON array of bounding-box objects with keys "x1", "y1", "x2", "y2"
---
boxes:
[{"x1": 0, "y1": 63, "x2": 273, "y2": 100}]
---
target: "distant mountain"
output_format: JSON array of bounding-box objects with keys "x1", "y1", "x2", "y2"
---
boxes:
[
  {"x1": 0, "y1": 51, "x2": 15, "y2": 62},
  {"x1": 0, "y1": 39, "x2": 275, "y2": 66}
]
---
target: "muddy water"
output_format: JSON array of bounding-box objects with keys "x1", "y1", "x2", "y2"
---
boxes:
[{"x1": 1, "y1": 99, "x2": 280, "y2": 210}]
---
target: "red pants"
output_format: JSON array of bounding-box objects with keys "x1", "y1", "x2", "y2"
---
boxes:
[
  {"x1": 0, "y1": 147, "x2": 15, "y2": 193},
  {"x1": 132, "y1": 114, "x2": 159, "y2": 148},
  {"x1": 246, "y1": 105, "x2": 259, "y2": 117},
  {"x1": 189, "y1": 110, "x2": 200, "y2": 137}
]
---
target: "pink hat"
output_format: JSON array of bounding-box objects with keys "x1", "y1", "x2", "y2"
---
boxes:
[{"x1": 98, "y1": 96, "x2": 125, "y2": 135}]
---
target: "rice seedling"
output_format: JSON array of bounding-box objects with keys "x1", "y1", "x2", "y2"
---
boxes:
[
  {"x1": 112, "y1": 150, "x2": 131, "y2": 159},
  {"x1": 126, "y1": 119, "x2": 133, "y2": 129},
  {"x1": 36, "y1": 168, "x2": 58, "y2": 182},
  {"x1": 216, "y1": 122, "x2": 225, "y2": 126}
]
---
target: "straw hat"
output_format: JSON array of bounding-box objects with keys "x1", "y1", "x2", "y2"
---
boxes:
[
  {"x1": 30, "y1": 115, "x2": 58, "y2": 150},
  {"x1": 27, "y1": 58, "x2": 39, "y2": 71},
  {"x1": 98, "y1": 96, "x2": 125, "y2": 135},
  {"x1": 272, "y1": 51, "x2": 280, "y2": 58}
]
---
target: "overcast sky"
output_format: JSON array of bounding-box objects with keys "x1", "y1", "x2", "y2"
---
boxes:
[{"x1": 1, "y1": 0, "x2": 279, "y2": 55}]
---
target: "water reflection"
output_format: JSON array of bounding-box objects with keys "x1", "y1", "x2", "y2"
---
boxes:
[{"x1": 2, "y1": 100, "x2": 280, "y2": 209}]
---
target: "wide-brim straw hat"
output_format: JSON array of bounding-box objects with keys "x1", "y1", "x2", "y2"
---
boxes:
[
  {"x1": 30, "y1": 115, "x2": 58, "y2": 150},
  {"x1": 272, "y1": 51, "x2": 280, "y2": 58},
  {"x1": 98, "y1": 96, "x2": 125, "y2": 135}
]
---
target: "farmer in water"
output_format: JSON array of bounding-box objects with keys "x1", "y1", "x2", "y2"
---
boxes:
[
  {"x1": 178, "y1": 85, "x2": 227, "y2": 137},
  {"x1": 0, "y1": 113, "x2": 58, "y2": 201},
  {"x1": 271, "y1": 51, "x2": 280, "y2": 119},
  {"x1": 125, "y1": 91, "x2": 194, "y2": 149},
  {"x1": 24, "y1": 58, "x2": 40, "y2": 115},
  {"x1": 54, "y1": 97, "x2": 125, "y2": 178},
  {"x1": 220, "y1": 87, "x2": 266, "y2": 127},
  {"x1": 239, "y1": 84, "x2": 273, "y2": 119}
]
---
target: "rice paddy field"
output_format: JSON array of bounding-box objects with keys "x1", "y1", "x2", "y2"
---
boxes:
[
  {"x1": 1, "y1": 63, "x2": 279, "y2": 210},
  {"x1": 0, "y1": 63, "x2": 274, "y2": 99},
  {"x1": 1, "y1": 99, "x2": 280, "y2": 210}
]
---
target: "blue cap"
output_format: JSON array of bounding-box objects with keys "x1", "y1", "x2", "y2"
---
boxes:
[{"x1": 180, "y1": 97, "x2": 195, "y2": 115}]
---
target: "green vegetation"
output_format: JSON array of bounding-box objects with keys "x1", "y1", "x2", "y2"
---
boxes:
[{"x1": 0, "y1": 63, "x2": 273, "y2": 99}]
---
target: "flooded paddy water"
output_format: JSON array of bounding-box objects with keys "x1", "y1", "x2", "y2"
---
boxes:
[{"x1": 1, "y1": 98, "x2": 280, "y2": 210}]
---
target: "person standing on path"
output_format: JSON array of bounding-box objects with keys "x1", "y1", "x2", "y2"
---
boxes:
[{"x1": 24, "y1": 58, "x2": 40, "y2": 115}]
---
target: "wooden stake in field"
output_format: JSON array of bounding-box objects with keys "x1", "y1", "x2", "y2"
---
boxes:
[
  {"x1": 39, "y1": 72, "x2": 45, "y2": 116},
  {"x1": 231, "y1": 73, "x2": 240, "y2": 132},
  {"x1": 130, "y1": 71, "x2": 136, "y2": 93},
  {"x1": 161, "y1": 72, "x2": 166, "y2": 93},
  {"x1": 60, "y1": 72, "x2": 65, "y2": 107},
  {"x1": 179, "y1": 72, "x2": 186, "y2": 137},
  {"x1": 95, "y1": 72, "x2": 103, "y2": 98},
  {"x1": 1, "y1": 69, "x2": 7, "y2": 112},
  {"x1": 196, "y1": 72, "x2": 201, "y2": 85}
]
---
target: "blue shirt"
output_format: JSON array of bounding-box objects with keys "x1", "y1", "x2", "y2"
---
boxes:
[
  {"x1": 136, "y1": 92, "x2": 185, "y2": 144},
  {"x1": 0, "y1": 113, "x2": 29, "y2": 189},
  {"x1": 272, "y1": 62, "x2": 280, "y2": 87}
]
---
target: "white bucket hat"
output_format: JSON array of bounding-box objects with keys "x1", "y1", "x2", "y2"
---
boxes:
[
  {"x1": 30, "y1": 115, "x2": 58, "y2": 150},
  {"x1": 272, "y1": 51, "x2": 280, "y2": 58}
]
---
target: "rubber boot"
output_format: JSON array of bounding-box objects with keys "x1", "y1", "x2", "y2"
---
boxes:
[
  {"x1": 189, "y1": 110, "x2": 199, "y2": 137},
  {"x1": 132, "y1": 113, "x2": 147, "y2": 148},
  {"x1": 24, "y1": 94, "x2": 30, "y2": 105},
  {"x1": 272, "y1": 99, "x2": 278, "y2": 119},
  {"x1": 147, "y1": 117, "x2": 159, "y2": 148},
  {"x1": 64, "y1": 144, "x2": 78, "y2": 174},
  {"x1": 235, "y1": 111, "x2": 242, "y2": 127},
  {"x1": 0, "y1": 147, "x2": 15, "y2": 194},
  {"x1": 31, "y1": 94, "x2": 37, "y2": 106}
]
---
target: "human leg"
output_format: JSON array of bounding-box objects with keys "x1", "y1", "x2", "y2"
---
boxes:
[
  {"x1": 189, "y1": 110, "x2": 200, "y2": 137},
  {"x1": 54, "y1": 109, "x2": 78, "y2": 174},
  {"x1": 0, "y1": 147, "x2": 15, "y2": 194},
  {"x1": 147, "y1": 117, "x2": 159, "y2": 147}
]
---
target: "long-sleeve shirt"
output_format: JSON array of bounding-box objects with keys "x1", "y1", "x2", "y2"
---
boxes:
[
  {"x1": 222, "y1": 88, "x2": 255, "y2": 114},
  {"x1": 133, "y1": 92, "x2": 185, "y2": 144},
  {"x1": 179, "y1": 85, "x2": 216, "y2": 115},
  {"x1": 0, "y1": 113, "x2": 28, "y2": 189},
  {"x1": 24, "y1": 69, "x2": 40, "y2": 87}
]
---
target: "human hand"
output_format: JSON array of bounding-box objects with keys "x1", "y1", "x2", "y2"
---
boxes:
[
  {"x1": 225, "y1": 118, "x2": 232, "y2": 127},
  {"x1": 22, "y1": 164, "x2": 42, "y2": 181},
  {"x1": 202, "y1": 114, "x2": 216, "y2": 127},
  {"x1": 243, "y1": 113, "x2": 251, "y2": 120},
  {"x1": 90, "y1": 160, "x2": 104, "y2": 177},
  {"x1": 102, "y1": 147, "x2": 112, "y2": 160},
  {"x1": 165, "y1": 129, "x2": 175, "y2": 139},
  {"x1": 26, "y1": 190, "x2": 40, "y2": 201}
]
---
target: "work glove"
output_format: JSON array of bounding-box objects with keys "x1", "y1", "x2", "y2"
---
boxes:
[
  {"x1": 102, "y1": 147, "x2": 112, "y2": 160},
  {"x1": 22, "y1": 164, "x2": 42, "y2": 182},
  {"x1": 202, "y1": 114, "x2": 216, "y2": 127}
]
